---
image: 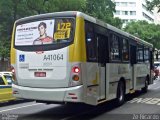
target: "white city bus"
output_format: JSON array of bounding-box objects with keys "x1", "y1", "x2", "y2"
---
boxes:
[{"x1": 11, "y1": 11, "x2": 154, "y2": 106}]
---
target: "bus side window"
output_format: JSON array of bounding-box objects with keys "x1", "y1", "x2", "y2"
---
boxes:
[
  {"x1": 144, "y1": 48, "x2": 149, "y2": 62},
  {"x1": 110, "y1": 34, "x2": 120, "y2": 61},
  {"x1": 122, "y1": 38, "x2": 129, "y2": 61},
  {"x1": 137, "y1": 45, "x2": 144, "y2": 62},
  {"x1": 85, "y1": 21, "x2": 97, "y2": 62}
]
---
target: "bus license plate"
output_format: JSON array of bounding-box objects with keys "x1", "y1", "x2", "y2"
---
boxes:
[{"x1": 34, "y1": 72, "x2": 46, "y2": 77}]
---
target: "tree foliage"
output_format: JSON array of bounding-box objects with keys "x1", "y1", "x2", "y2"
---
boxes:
[
  {"x1": 85, "y1": 0, "x2": 122, "y2": 28},
  {"x1": 124, "y1": 20, "x2": 160, "y2": 48},
  {"x1": 146, "y1": 0, "x2": 160, "y2": 12},
  {"x1": 0, "y1": 0, "x2": 30, "y2": 59},
  {"x1": 0, "y1": 0, "x2": 122, "y2": 59},
  {"x1": 25, "y1": 0, "x2": 86, "y2": 14}
]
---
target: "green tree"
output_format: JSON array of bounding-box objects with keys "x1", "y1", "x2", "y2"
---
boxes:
[
  {"x1": 0, "y1": 0, "x2": 30, "y2": 60},
  {"x1": 25, "y1": 0, "x2": 86, "y2": 14},
  {"x1": 0, "y1": 0, "x2": 86, "y2": 59},
  {"x1": 124, "y1": 20, "x2": 160, "y2": 48},
  {"x1": 0, "y1": 0, "x2": 120, "y2": 59},
  {"x1": 85, "y1": 0, "x2": 122, "y2": 28},
  {"x1": 146, "y1": 0, "x2": 160, "y2": 12}
]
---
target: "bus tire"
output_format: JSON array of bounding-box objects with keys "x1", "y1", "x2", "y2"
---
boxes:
[
  {"x1": 141, "y1": 76, "x2": 149, "y2": 93},
  {"x1": 116, "y1": 81, "x2": 125, "y2": 106}
]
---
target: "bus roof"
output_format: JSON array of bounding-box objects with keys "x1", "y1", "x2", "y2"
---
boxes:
[
  {"x1": 76, "y1": 12, "x2": 153, "y2": 48},
  {"x1": 16, "y1": 11, "x2": 153, "y2": 48}
]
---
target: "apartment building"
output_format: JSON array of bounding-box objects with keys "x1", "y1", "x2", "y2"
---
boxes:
[
  {"x1": 112, "y1": 0, "x2": 156, "y2": 26},
  {"x1": 154, "y1": 8, "x2": 160, "y2": 24}
]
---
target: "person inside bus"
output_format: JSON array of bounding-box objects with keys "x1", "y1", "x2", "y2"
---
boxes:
[{"x1": 33, "y1": 22, "x2": 53, "y2": 45}]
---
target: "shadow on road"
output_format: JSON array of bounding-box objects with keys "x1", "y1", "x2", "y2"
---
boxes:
[
  {"x1": 18, "y1": 102, "x2": 117, "y2": 120},
  {"x1": 18, "y1": 91, "x2": 147, "y2": 120}
]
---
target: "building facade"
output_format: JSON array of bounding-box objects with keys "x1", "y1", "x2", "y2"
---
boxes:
[
  {"x1": 112, "y1": 0, "x2": 156, "y2": 26},
  {"x1": 154, "y1": 8, "x2": 160, "y2": 24}
]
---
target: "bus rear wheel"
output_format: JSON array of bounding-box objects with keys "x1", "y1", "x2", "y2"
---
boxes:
[{"x1": 116, "y1": 81, "x2": 125, "y2": 106}]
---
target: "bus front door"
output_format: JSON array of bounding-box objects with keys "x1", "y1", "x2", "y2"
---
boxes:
[
  {"x1": 130, "y1": 44, "x2": 137, "y2": 89},
  {"x1": 97, "y1": 35, "x2": 108, "y2": 100}
]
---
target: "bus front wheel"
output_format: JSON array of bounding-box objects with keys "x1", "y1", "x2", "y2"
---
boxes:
[{"x1": 116, "y1": 81, "x2": 125, "y2": 106}]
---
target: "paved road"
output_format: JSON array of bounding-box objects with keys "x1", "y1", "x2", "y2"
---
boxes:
[{"x1": 1, "y1": 80, "x2": 160, "y2": 120}]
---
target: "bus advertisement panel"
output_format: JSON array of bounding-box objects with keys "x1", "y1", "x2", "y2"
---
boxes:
[{"x1": 15, "y1": 20, "x2": 55, "y2": 46}]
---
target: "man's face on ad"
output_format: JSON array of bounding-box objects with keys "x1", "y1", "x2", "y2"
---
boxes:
[{"x1": 39, "y1": 25, "x2": 46, "y2": 36}]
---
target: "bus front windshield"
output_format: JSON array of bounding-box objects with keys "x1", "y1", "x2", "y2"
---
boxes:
[{"x1": 15, "y1": 18, "x2": 75, "y2": 46}]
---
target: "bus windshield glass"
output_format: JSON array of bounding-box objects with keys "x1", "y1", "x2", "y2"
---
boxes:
[{"x1": 15, "y1": 18, "x2": 75, "y2": 46}]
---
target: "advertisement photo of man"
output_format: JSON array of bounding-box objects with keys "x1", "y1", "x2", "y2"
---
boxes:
[{"x1": 33, "y1": 22, "x2": 53, "y2": 45}]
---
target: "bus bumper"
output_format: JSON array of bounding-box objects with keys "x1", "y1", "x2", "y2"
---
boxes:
[{"x1": 12, "y1": 84, "x2": 84, "y2": 103}]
